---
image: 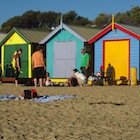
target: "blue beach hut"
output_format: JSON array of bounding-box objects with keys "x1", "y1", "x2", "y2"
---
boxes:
[
  {"x1": 40, "y1": 22, "x2": 87, "y2": 79},
  {"x1": 88, "y1": 23, "x2": 140, "y2": 82}
]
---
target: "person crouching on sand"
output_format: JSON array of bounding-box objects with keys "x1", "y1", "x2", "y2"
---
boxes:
[{"x1": 68, "y1": 69, "x2": 86, "y2": 87}]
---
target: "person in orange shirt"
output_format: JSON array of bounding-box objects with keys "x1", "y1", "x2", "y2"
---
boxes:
[{"x1": 32, "y1": 46, "x2": 45, "y2": 87}]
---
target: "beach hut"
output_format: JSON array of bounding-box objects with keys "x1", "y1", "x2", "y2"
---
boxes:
[
  {"x1": 0, "y1": 33, "x2": 7, "y2": 63},
  {"x1": 0, "y1": 33, "x2": 7, "y2": 42},
  {"x1": 40, "y1": 22, "x2": 100, "y2": 79},
  {"x1": 88, "y1": 22, "x2": 140, "y2": 82},
  {"x1": 0, "y1": 27, "x2": 48, "y2": 78}
]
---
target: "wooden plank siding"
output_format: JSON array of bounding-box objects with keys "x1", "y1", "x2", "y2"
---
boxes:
[{"x1": 93, "y1": 29, "x2": 140, "y2": 80}]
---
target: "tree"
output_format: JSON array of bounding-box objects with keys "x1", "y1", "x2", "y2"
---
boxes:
[
  {"x1": 63, "y1": 11, "x2": 77, "y2": 24},
  {"x1": 73, "y1": 16, "x2": 90, "y2": 26},
  {"x1": 1, "y1": 16, "x2": 22, "y2": 32},
  {"x1": 95, "y1": 13, "x2": 110, "y2": 28},
  {"x1": 20, "y1": 10, "x2": 40, "y2": 28},
  {"x1": 0, "y1": 10, "x2": 91, "y2": 32},
  {"x1": 115, "y1": 6, "x2": 140, "y2": 26},
  {"x1": 115, "y1": 12, "x2": 130, "y2": 24},
  {"x1": 1, "y1": 6, "x2": 140, "y2": 33},
  {"x1": 129, "y1": 6, "x2": 140, "y2": 26}
]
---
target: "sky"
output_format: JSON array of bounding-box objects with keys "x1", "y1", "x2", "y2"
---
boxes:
[{"x1": 0, "y1": 0, "x2": 140, "y2": 25}]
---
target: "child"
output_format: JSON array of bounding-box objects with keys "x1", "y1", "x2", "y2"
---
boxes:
[
  {"x1": 67, "y1": 77, "x2": 78, "y2": 87},
  {"x1": 68, "y1": 69, "x2": 86, "y2": 87}
]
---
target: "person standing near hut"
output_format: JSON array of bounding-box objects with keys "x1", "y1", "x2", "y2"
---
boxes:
[
  {"x1": 100, "y1": 65, "x2": 104, "y2": 79},
  {"x1": 32, "y1": 46, "x2": 45, "y2": 87},
  {"x1": 13, "y1": 49, "x2": 22, "y2": 86},
  {"x1": 106, "y1": 63, "x2": 114, "y2": 85},
  {"x1": 80, "y1": 48, "x2": 90, "y2": 79}
]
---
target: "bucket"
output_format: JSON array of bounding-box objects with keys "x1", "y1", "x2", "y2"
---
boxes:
[{"x1": 131, "y1": 67, "x2": 137, "y2": 85}]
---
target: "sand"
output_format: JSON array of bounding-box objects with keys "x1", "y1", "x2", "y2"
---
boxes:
[{"x1": 0, "y1": 83, "x2": 140, "y2": 140}]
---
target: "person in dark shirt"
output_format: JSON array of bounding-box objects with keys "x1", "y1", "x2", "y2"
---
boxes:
[
  {"x1": 14, "y1": 49, "x2": 22, "y2": 86},
  {"x1": 100, "y1": 65, "x2": 104, "y2": 80},
  {"x1": 106, "y1": 63, "x2": 114, "y2": 85}
]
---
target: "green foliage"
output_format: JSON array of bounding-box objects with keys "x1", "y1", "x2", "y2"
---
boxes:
[
  {"x1": 0, "y1": 10, "x2": 91, "y2": 32},
  {"x1": 95, "y1": 6, "x2": 140, "y2": 28},
  {"x1": 1, "y1": 6, "x2": 140, "y2": 32},
  {"x1": 95, "y1": 13, "x2": 111, "y2": 28}
]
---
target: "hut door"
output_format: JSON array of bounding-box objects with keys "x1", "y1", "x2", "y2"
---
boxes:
[
  {"x1": 53, "y1": 41, "x2": 76, "y2": 78},
  {"x1": 103, "y1": 39, "x2": 130, "y2": 80}
]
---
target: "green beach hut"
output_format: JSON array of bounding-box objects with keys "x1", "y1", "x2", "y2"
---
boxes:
[{"x1": 0, "y1": 27, "x2": 48, "y2": 78}]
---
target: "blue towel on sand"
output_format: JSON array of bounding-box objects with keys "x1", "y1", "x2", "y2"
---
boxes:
[
  {"x1": 0, "y1": 95, "x2": 20, "y2": 100},
  {"x1": 0, "y1": 95, "x2": 74, "y2": 102},
  {"x1": 33, "y1": 95, "x2": 74, "y2": 103}
]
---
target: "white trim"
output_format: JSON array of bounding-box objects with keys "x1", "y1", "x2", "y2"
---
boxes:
[{"x1": 39, "y1": 23, "x2": 86, "y2": 44}]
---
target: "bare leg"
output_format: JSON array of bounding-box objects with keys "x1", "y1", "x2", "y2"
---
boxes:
[
  {"x1": 15, "y1": 68, "x2": 19, "y2": 87},
  {"x1": 39, "y1": 78, "x2": 43, "y2": 87},
  {"x1": 15, "y1": 80, "x2": 18, "y2": 87},
  {"x1": 34, "y1": 78, "x2": 37, "y2": 87}
]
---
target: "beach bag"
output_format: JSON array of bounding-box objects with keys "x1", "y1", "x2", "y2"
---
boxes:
[
  {"x1": 23, "y1": 89, "x2": 38, "y2": 99},
  {"x1": 23, "y1": 90, "x2": 32, "y2": 99},
  {"x1": 71, "y1": 77, "x2": 78, "y2": 86},
  {"x1": 31, "y1": 89, "x2": 38, "y2": 98}
]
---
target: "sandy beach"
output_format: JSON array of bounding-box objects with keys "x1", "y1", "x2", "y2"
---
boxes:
[{"x1": 0, "y1": 83, "x2": 140, "y2": 140}]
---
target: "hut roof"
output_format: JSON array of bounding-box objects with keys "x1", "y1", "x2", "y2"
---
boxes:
[
  {"x1": 69, "y1": 25, "x2": 101, "y2": 40},
  {"x1": 18, "y1": 29, "x2": 49, "y2": 43},
  {"x1": 120, "y1": 24, "x2": 140, "y2": 36},
  {"x1": 40, "y1": 23, "x2": 88, "y2": 44},
  {"x1": 0, "y1": 33, "x2": 7, "y2": 42},
  {"x1": 0, "y1": 27, "x2": 49, "y2": 46},
  {"x1": 88, "y1": 23, "x2": 140, "y2": 44}
]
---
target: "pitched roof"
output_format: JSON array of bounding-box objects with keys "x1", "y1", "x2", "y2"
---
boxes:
[
  {"x1": 88, "y1": 23, "x2": 140, "y2": 44},
  {"x1": 0, "y1": 27, "x2": 49, "y2": 46},
  {"x1": 69, "y1": 25, "x2": 101, "y2": 40},
  {"x1": 18, "y1": 29, "x2": 49, "y2": 43},
  {"x1": 0, "y1": 33, "x2": 7, "y2": 42},
  {"x1": 119, "y1": 24, "x2": 140, "y2": 36},
  {"x1": 40, "y1": 23, "x2": 88, "y2": 44}
]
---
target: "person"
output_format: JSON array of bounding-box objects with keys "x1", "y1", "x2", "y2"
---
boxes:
[
  {"x1": 106, "y1": 63, "x2": 114, "y2": 85},
  {"x1": 100, "y1": 65, "x2": 104, "y2": 79},
  {"x1": 80, "y1": 49, "x2": 90, "y2": 79},
  {"x1": 11, "y1": 50, "x2": 17, "y2": 71},
  {"x1": 67, "y1": 76, "x2": 78, "y2": 87},
  {"x1": 12, "y1": 49, "x2": 22, "y2": 86},
  {"x1": 32, "y1": 46, "x2": 45, "y2": 87},
  {"x1": 71, "y1": 68, "x2": 86, "y2": 87}
]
